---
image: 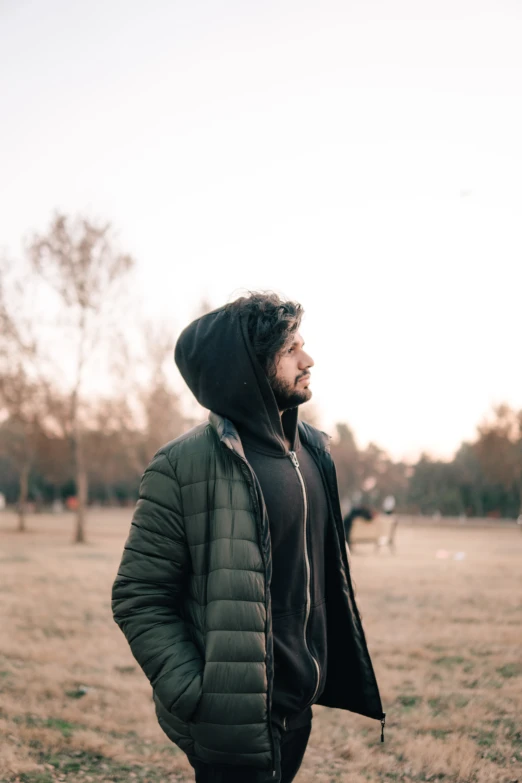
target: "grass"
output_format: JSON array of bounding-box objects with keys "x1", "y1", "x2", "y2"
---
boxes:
[{"x1": 1, "y1": 510, "x2": 522, "y2": 783}]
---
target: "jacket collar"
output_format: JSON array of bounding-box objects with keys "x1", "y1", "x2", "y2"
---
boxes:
[
  {"x1": 209, "y1": 411, "x2": 330, "y2": 457},
  {"x1": 209, "y1": 411, "x2": 246, "y2": 459}
]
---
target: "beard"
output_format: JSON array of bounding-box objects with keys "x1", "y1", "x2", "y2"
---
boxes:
[{"x1": 269, "y1": 371, "x2": 312, "y2": 412}]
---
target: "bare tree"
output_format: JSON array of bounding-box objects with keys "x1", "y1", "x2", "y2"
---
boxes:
[
  {"x1": 83, "y1": 395, "x2": 141, "y2": 501},
  {"x1": 138, "y1": 321, "x2": 186, "y2": 465},
  {"x1": 0, "y1": 258, "x2": 47, "y2": 530},
  {"x1": 0, "y1": 370, "x2": 39, "y2": 530},
  {"x1": 29, "y1": 214, "x2": 134, "y2": 542}
]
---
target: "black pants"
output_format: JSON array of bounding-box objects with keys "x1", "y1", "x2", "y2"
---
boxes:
[{"x1": 188, "y1": 723, "x2": 312, "y2": 783}]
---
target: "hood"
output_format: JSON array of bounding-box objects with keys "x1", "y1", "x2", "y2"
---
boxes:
[{"x1": 174, "y1": 306, "x2": 298, "y2": 456}]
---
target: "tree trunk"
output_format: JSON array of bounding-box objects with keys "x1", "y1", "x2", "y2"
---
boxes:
[
  {"x1": 74, "y1": 466, "x2": 88, "y2": 543},
  {"x1": 17, "y1": 462, "x2": 29, "y2": 532},
  {"x1": 72, "y1": 425, "x2": 88, "y2": 544}
]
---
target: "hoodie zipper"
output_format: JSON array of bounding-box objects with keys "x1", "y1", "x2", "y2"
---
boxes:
[{"x1": 289, "y1": 450, "x2": 321, "y2": 706}]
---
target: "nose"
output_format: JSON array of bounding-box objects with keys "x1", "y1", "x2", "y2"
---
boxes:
[{"x1": 300, "y1": 350, "x2": 314, "y2": 369}]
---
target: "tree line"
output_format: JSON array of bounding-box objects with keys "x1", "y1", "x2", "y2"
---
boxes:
[
  {"x1": 329, "y1": 406, "x2": 522, "y2": 520},
  {"x1": 1, "y1": 214, "x2": 521, "y2": 542}
]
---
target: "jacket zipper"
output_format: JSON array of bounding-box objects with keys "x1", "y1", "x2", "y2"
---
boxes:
[
  {"x1": 289, "y1": 450, "x2": 321, "y2": 706},
  {"x1": 228, "y1": 450, "x2": 278, "y2": 776}
]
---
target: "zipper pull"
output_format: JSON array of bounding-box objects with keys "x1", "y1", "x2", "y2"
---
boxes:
[
  {"x1": 289, "y1": 451, "x2": 299, "y2": 468},
  {"x1": 380, "y1": 714, "x2": 386, "y2": 742}
]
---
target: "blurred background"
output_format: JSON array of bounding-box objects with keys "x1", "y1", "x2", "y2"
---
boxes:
[{"x1": 1, "y1": 2, "x2": 521, "y2": 783}]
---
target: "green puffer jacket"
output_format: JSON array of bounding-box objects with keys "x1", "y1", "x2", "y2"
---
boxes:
[{"x1": 112, "y1": 413, "x2": 383, "y2": 770}]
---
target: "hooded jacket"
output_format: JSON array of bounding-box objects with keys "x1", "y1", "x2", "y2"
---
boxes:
[{"x1": 112, "y1": 306, "x2": 384, "y2": 771}]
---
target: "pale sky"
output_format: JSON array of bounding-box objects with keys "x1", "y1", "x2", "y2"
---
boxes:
[{"x1": 1, "y1": 0, "x2": 521, "y2": 460}]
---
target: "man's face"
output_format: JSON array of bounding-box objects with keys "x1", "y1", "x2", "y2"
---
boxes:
[{"x1": 269, "y1": 332, "x2": 315, "y2": 411}]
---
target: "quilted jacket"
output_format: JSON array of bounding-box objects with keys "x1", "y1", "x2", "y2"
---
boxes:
[{"x1": 112, "y1": 412, "x2": 384, "y2": 771}]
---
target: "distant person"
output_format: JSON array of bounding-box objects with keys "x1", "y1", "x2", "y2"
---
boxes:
[
  {"x1": 112, "y1": 292, "x2": 384, "y2": 783},
  {"x1": 343, "y1": 505, "x2": 374, "y2": 544},
  {"x1": 382, "y1": 495, "x2": 396, "y2": 515}
]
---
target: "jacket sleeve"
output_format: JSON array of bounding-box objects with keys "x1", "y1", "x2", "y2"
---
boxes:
[{"x1": 112, "y1": 450, "x2": 203, "y2": 723}]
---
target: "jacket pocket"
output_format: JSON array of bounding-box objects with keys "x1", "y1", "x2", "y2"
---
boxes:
[
  {"x1": 154, "y1": 666, "x2": 204, "y2": 724},
  {"x1": 174, "y1": 669, "x2": 204, "y2": 723}
]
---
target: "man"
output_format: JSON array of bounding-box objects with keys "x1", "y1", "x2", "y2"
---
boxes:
[{"x1": 112, "y1": 292, "x2": 384, "y2": 783}]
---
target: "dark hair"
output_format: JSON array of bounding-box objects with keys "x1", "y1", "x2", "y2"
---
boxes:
[{"x1": 226, "y1": 291, "x2": 304, "y2": 377}]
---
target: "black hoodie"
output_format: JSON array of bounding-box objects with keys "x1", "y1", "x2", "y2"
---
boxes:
[{"x1": 175, "y1": 306, "x2": 329, "y2": 723}]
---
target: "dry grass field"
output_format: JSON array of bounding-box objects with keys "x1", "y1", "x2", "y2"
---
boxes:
[{"x1": 1, "y1": 510, "x2": 521, "y2": 783}]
